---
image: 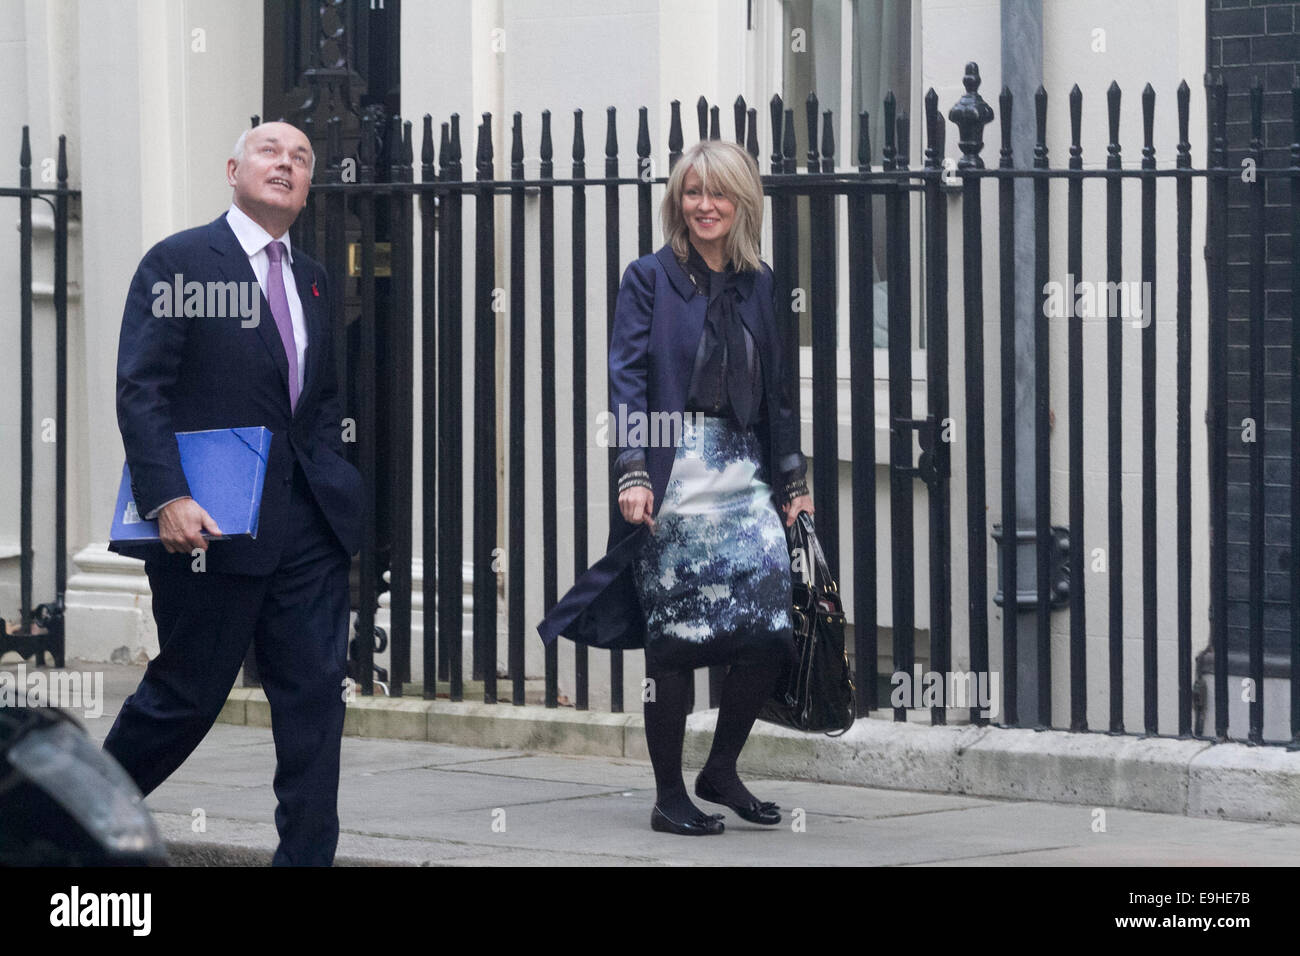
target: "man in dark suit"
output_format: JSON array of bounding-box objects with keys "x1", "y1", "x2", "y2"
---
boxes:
[{"x1": 103, "y1": 121, "x2": 362, "y2": 865}]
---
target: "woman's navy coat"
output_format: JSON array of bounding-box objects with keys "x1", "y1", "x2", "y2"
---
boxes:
[{"x1": 535, "y1": 243, "x2": 803, "y2": 650}]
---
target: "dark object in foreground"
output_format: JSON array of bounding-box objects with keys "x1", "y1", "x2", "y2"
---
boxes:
[
  {"x1": 0, "y1": 705, "x2": 167, "y2": 866},
  {"x1": 759, "y1": 512, "x2": 856, "y2": 736}
]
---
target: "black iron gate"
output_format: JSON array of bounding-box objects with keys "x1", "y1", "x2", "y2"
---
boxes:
[{"x1": 261, "y1": 0, "x2": 406, "y2": 692}]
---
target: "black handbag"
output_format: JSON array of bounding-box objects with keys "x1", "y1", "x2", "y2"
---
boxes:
[{"x1": 758, "y1": 511, "x2": 857, "y2": 735}]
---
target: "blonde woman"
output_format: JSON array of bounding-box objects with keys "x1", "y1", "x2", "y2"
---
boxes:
[{"x1": 538, "y1": 139, "x2": 812, "y2": 835}]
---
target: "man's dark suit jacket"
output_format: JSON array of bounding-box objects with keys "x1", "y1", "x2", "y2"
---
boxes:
[
  {"x1": 111, "y1": 213, "x2": 362, "y2": 575},
  {"x1": 536, "y1": 243, "x2": 803, "y2": 651}
]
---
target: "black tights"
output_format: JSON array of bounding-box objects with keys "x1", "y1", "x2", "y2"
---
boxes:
[{"x1": 643, "y1": 651, "x2": 785, "y2": 820}]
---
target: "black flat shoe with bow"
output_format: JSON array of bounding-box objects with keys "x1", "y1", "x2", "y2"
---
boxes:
[
  {"x1": 650, "y1": 804, "x2": 726, "y2": 836},
  {"x1": 694, "y1": 773, "x2": 782, "y2": 825}
]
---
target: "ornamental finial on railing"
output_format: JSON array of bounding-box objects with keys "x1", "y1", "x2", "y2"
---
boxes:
[
  {"x1": 768, "y1": 95, "x2": 783, "y2": 173},
  {"x1": 511, "y1": 112, "x2": 524, "y2": 168},
  {"x1": 947, "y1": 61, "x2": 994, "y2": 169},
  {"x1": 668, "y1": 100, "x2": 683, "y2": 170},
  {"x1": 476, "y1": 112, "x2": 493, "y2": 176},
  {"x1": 421, "y1": 114, "x2": 434, "y2": 170},
  {"x1": 572, "y1": 108, "x2": 585, "y2": 167},
  {"x1": 637, "y1": 106, "x2": 651, "y2": 165},
  {"x1": 540, "y1": 110, "x2": 553, "y2": 167},
  {"x1": 782, "y1": 108, "x2": 797, "y2": 173}
]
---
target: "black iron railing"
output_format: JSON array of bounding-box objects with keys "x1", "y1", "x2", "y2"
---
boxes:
[
  {"x1": 2, "y1": 128, "x2": 76, "y2": 669},
  {"x1": 274, "y1": 62, "x2": 1300, "y2": 746},
  {"x1": 10, "y1": 61, "x2": 1298, "y2": 748}
]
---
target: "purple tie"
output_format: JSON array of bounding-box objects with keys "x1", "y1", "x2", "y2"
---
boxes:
[{"x1": 264, "y1": 240, "x2": 300, "y2": 412}]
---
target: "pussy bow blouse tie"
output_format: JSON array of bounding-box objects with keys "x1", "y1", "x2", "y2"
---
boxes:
[{"x1": 704, "y1": 268, "x2": 754, "y2": 429}]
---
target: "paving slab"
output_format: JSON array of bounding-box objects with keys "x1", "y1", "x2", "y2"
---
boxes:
[{"x1": 433, "y1": 753, "x2": 658, "y2": 790}]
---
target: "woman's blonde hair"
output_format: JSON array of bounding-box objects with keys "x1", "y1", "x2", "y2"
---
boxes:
[{"x1": 660, "y1": 140, "x2": 764, "y2": 273}]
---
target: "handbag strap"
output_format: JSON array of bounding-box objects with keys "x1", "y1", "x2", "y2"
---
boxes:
[
  {"x1": 789, "y1": 514, "x2": 814, "y2": 588},
  {"x1": 795, "y1": 512, "x2": 835, "y2": 593}
]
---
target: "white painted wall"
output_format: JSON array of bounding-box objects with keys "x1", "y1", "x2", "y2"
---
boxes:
[
  {"x1": 2, "y1": 0, "x2": 263, "y2": 659},
  {"x1": 920, "y1": 0, "x2": 1209, "y2": 733},
  {"x1": 1037, "y1": 0, "x2": 1210, "y2": 735}
]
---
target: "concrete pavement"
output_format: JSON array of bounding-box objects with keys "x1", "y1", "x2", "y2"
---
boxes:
[{"x1": 11, "y1": 659, "x2": 1300, "y2": 865}]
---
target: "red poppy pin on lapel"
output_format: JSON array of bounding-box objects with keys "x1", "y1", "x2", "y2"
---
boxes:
[{"x1": 311, "y1": 281, "x2": 320, "y2": 297}]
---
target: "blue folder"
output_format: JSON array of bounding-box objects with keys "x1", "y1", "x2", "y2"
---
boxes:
[{"x1": 109, "y1": 426, "x2": 272, "y2": 544}]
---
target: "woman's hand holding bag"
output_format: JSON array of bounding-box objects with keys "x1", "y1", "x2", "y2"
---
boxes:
[
  {"x1": 782, "y1": 493, "x2": 814, "y2": 527},
  {"x1": 618, "y1": 487, "x2": 656, "y2": 533}
]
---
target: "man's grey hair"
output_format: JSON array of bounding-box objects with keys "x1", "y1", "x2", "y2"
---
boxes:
[{"x1": 232, "y1": 125, "x2": 316, "y2": 178}]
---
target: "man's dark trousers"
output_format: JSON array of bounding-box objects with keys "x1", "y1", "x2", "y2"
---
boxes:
[{"x1": 103, "y1": 459, "x2": 351, "y2": 866}]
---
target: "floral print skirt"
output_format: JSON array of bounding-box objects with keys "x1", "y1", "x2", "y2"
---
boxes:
[{"x1": 631, "y1": 414, "x2": 794, "y2": 672}]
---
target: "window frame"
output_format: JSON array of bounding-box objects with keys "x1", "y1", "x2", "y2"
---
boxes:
[{"x1": 748, "y1": 0, "x2": 928, "y2": 465}]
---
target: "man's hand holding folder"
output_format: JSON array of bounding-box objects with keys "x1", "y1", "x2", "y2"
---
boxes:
[{"x1": 156, "y1": 497, "x2": 224, "y2": 553}]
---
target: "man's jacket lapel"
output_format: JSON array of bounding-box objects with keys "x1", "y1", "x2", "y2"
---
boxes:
[{"x1": 207, "y1": 215, "x2": 294, "y2": 409}]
